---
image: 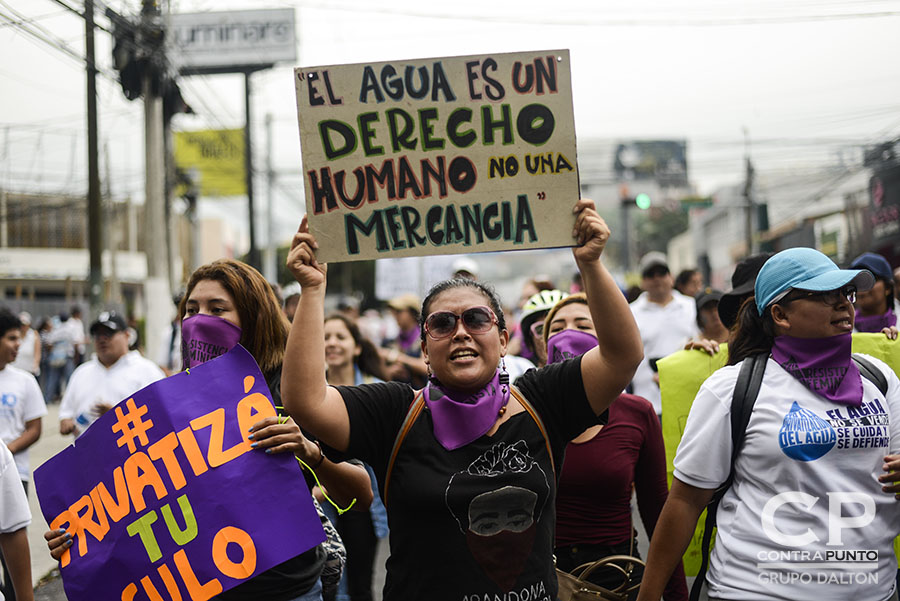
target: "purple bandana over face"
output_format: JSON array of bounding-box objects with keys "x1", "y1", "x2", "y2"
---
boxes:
[
  {"x1": 854, "y1": 308, "x2": 897, "y2": 333},
  {"x1": 396, "y1": 327, "x2": 419, "y2": 353},
  {"x1": 181, "y1": 314, "x2": 243, "y2": 370},
  {"x1": 771, "y1": 333, "x2": 863, "y2": 406},
  {"x1": 425, "y1": 369, "x2": 509, "y2": 451},
  {"x1": 546, "y1": 329, "x2": 598, "y2": 365}
]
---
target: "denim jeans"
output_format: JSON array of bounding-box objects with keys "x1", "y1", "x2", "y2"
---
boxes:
[{"x1": 287, "y1": 579, "x2": 323, "y2": 601}]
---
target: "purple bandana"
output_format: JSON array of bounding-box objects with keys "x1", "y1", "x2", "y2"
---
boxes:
[
  {"x1": 424, "y1": 369, "x2": 510, "y2": 451},
  {"x1": 181, "y1": 314, "x2": 243, "y2": 370},
  {"x1": 854, "y1": 308, "x2": 897, "y2": 333},
  {"x1": 771, "y1": 333, "x2": 863, "y2": 406},
  {"x1": 396, "y1": 327, "x2": 420, "y2": 353},
  {"x1": 546, "y1": 329, "x2": 598, "y2": 365}
]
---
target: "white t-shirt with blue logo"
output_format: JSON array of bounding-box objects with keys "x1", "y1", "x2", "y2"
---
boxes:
[
  {"x1": 0, "y1": 364, "x2": 47, "y2": 481},
  {"x1": 674, "y1": 354, "x2": 900, "y2": 601}
]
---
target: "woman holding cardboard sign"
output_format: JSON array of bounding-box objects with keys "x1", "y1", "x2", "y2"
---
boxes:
[
  {"x1": 281, "y1": 198, "x2": 642, "y2": 601},
  {"x1": 46, "y1": 259, "x2": 374, "y2": 601}
]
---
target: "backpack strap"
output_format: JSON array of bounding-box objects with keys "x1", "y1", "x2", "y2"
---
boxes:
[
  {"x1": 690, "y1": 352, "x2": 767, "y2": 601},
  {"x1": 853, "y1": 354, "x2": 888, "y2": 396},
  {"x1": 509, "y1": 385, "x2": 556, "y2": 478},
  {"x1": 383, "y1": 389, "x2": 425, "y2": 506}
]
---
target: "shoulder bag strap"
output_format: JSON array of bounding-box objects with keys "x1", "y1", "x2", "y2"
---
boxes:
[
  {"x1": 383, "y1": 389, "x2": 425, "y2": 506},
  {"x1": 509, "y1": 385, "x2": 556, "y2": 478},
  {"x1": 852, "y1": 354, "x2": 888, "y2": 396},
  {"x1": 690, "y1": 352, "x2": 767, "y2": 601}
]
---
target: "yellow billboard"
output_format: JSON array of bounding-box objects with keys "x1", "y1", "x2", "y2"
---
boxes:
[{"x1": 174, "y1": 129, "x2": 246, "y2": 197}]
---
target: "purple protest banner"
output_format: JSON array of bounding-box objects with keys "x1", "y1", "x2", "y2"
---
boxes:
[{"x1": 34, "y1": 345, "x2": 325, "y2": 601}]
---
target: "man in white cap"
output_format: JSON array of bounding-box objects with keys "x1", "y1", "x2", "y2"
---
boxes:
[
  {"x1": 452, "y1": 257, "x2": 479, "y2": 280},
  {"x1": 629, "y1": 251, "x2": 698, "y2": 415}
]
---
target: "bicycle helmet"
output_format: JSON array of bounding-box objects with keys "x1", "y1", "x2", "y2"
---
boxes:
[{"x1": 519, "y1": 289, "x2": 568, "y2": 352}]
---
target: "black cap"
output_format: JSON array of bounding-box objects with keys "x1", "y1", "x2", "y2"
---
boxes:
[
  {"x1": 695, "y1": 288, "x2": 724, "y2": 312},
  {"x1": 90, "y1": 311, "x2": 127, "y2": 335},
  {"x1": 717, "y1": 253, "x2": 774, "y2": 328}
]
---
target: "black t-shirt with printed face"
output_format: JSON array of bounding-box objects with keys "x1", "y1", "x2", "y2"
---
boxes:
[{"x1": 333, "y1": 357, "x2": 603, "y2": 601}]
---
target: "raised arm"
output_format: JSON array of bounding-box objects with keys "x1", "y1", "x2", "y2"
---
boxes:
[
  {"x1": 574, "y1": 198, "x2": 643, "y2": 414},
  {"x1": 281, "y1": 217, "x2": 352, "y2": 451}
]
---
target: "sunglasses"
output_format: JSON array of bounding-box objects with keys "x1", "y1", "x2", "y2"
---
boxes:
[
  {"x1": 424, "y1": 306, "x2": 498, "y2": 340},
  {"x1": 529, "y1": 320, "x2": 545, "y2": 340},
  {"x1": 781, "y1": 286, "x2": 857, "y2": 307}
]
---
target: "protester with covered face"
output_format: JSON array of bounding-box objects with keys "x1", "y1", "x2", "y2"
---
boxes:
[
  {"x1": 544, "y1": 294, "x2": 687, "y2": 600},
  {"x1": 49, "y1": 259, "x2": 374, "y2": 601},
  {"x1": 850, "y1": 252, "x2": 898, "y2": 339},
  {"x1": 281, "y1": 198, "x2": 642, "y2": 600}
]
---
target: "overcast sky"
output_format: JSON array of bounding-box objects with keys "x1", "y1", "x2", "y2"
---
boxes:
[{"x1": 1, "y1": 0, "x2": 898, "y2": 245}]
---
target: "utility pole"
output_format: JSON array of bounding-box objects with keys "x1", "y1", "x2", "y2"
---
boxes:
[
  {"x1": 244, "y1": 71, "x2": 260, "y2": 270},
  {"x1": 86, "y1": 0, "x2": 103, "y2": 319},
  {"x1": 743, "y1": 127, "x2": 755, "y2": 257},
  {"x1": 264, "y1": 113, "x2": 276, "y2": 281},
  {"x1": 142, "y1": 0, "x2": 171, "y2": 362}
]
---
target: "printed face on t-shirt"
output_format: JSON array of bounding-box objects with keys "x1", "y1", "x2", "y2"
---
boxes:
[{"x1": 467, "y1": 486, "x2": 538, "y2": 536}]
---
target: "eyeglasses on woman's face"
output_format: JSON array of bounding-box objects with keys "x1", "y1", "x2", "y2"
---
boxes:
[
  {"x1": 781, "y1": 286, "x2": 857, "y2": 307},
  {"x1": 424, "y1": 306, "x2": 498, "y2": 340}
]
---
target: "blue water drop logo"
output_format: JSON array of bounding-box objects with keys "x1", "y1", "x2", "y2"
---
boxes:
[{"x1": 778, "y1": 402, "x2": 836, "y2": 461}]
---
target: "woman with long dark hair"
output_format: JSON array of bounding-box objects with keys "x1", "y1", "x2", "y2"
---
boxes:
[
  {"x1": 47, "y1": 259, "x2": 373, "y2": 601},
  {"x1": 323, "y1": 313, "x2": 387, "y2": 601}
]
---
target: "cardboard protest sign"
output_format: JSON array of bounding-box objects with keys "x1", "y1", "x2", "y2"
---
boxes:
[
  {"x1": 294, "y1": 50, "x2": 579, "y2": 262},
  {"x1": 659, "y1": 335, "x2": 900, "y2": 575},
  {"x1": 34, "y1": 345, "x2": 325, "y2": 601}
]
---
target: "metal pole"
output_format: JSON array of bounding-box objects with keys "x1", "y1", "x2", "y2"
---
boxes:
[
  {"x1": 86, "y1": 0, "x2": 103, "y2": 318},
  {"x1": 244, "y1": 71, "x2": 260, "y2": 270},
  {"x1": 264, "y1": 112, "x2": 276, "y2": 281},
  {"x1": 620, "y1": 201, "x2": 631, "y2": 273},
  {"x1": 143, "y1": 0, "x2": 171, "y2": 361}
]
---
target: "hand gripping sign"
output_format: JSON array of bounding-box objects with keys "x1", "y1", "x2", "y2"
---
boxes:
[
  {"x1": 294, "y1": 49, "x2": 580, "y2": 262},
  {"x1": 34, "y1": 346, "x2": 325, "y2": 601}
]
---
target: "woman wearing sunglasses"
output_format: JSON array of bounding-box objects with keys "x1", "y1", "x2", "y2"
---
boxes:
[
  {"x1": 281, "y1": 198, "x2": 643, "y2": 601},
  {"x1": 637, "y1": 248, "x2": 900, "y2": 601},
  {"x1": 543, "y1": 293, "x2": 688, "y2": 600}
]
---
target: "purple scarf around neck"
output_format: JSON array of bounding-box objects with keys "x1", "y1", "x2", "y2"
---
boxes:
[
  {"x1": 424, "y1": 369, "x2": 509, "y2": 451},
  {"x1": 771, "y1": 333, "x2": 863, "y2": 406},
  {"x1": 854, "y1": 308, "x2": 897, "y2": 333}
]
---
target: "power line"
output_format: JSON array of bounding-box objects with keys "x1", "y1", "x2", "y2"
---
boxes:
[
  {"x1": 0, "y1": 3, "x2": 118, "y2": 81},
  {"x1": 293, "y1": 0, "x2": 900, "y2": 27}
]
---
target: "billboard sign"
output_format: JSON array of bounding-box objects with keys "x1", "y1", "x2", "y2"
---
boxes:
[
  {"x1": 174, "y1": 129, "x2": 247, "y2": 197},
  {"x1": 171, "y1": 9, "x2": 297, "y2": 73},
  {"x1": 614, "y1": 140, "x2": 688, "y2": 187}
]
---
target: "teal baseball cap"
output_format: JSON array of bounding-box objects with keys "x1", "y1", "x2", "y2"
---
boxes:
[{"x1": 754, "y1": 247, "x2": 874, "y2": 313}]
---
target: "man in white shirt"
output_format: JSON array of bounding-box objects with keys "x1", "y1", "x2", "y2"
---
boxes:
[
  {"x1": 629, "y1": 252, "x2": 699, "y2": 415},
  {"x1": 0, "y1": 440, "x2": 32, "y2": 601},
  {"x1": 59, "y1": 311, "x2": 165, "y2": 438}
]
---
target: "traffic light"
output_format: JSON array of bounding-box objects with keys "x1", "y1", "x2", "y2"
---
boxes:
[{"x1": 635, "y1": 193, "x2": 651, "y2": 210}]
